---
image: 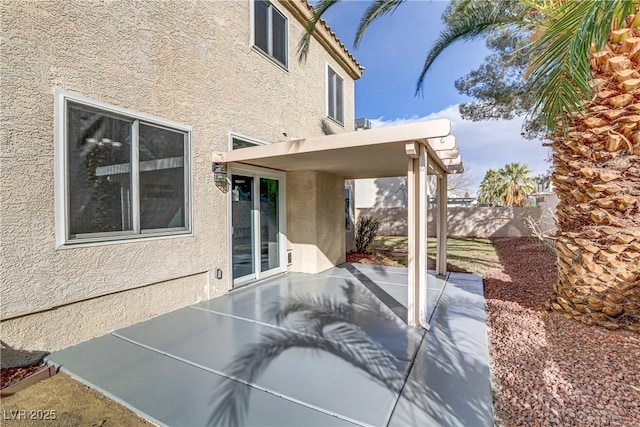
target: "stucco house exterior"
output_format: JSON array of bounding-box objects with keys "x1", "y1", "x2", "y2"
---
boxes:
[
  {"x1": 1, "y1": 0, "x2": 364, "y2": 351},
  {"x1": 1, "y1": 0, "x2": 462, "y2": 355}
]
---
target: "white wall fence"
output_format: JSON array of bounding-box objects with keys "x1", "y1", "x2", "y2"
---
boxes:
[{"x1": 356, "y1": 203, "x2": 558, "y2": 238}]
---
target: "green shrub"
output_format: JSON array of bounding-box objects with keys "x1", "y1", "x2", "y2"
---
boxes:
[{"x1": 354, "y1": 216, "x2": 381, "y2": 253}]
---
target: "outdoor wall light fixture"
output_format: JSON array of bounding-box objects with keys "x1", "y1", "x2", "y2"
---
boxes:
[{"x1": 213, "y1": 163, "x2": 229, "y2": 191}]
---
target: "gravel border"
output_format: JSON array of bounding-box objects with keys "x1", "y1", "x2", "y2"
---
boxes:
[{"x1": 484, "y1": 238, "x2": 640, "y2": 427}]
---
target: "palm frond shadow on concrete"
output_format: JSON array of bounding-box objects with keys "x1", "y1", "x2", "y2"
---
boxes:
[{"x1": 207, "y1": 281, "x2": 411, "y2": 427}]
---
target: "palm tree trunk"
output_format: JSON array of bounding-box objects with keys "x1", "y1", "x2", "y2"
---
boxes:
[{"x1": 551, "y1": 19, "x2": 640, "y2": 331}]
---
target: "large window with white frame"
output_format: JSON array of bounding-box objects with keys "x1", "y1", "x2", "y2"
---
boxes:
[
  {"x1": 327, "y1": 65, "x2": 344, "y2": 125},
  {"x1": 55, "y1": 91, "x2": 192, "y2": 246},
  {"x1": 253, "y1": 0, "x2": 288, "y2": 68}
]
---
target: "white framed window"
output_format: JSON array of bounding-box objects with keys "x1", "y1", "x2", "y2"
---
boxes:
[
  {"x1": 54, "y1": 90, "x2": 192, "y2": 247},
  {"x1": 327, "y1": 65, "x2": 344, "y2": 126},
  {"x1": 252, "y1": 0, "x2": 288, "y2": 68}
]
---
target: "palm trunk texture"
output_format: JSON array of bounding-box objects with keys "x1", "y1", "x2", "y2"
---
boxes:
[{"x1": 551, "y1": 15, "x2": 640, "y2": 331}]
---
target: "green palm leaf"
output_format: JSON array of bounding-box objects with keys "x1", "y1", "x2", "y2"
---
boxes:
[
  {"x1": 527, "y1": 0, "x2": 636, "y2": 133},
  {"x1": 296, "y1": 0, "x2": 340, "y2": 63},
  {"x1": 416, "y1": 0, "x2": 533, "y2": 94},
  {"x1": 354, "y1": 0, "x2": 406, "y2": 47}
]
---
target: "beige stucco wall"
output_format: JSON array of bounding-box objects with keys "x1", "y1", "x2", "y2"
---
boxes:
[
  {"x1": 287, "y1": 171, "x2": 346, "y2": 273},
  {"x1": 356, "y1": 206, "x2": 544, "y2": 238},
  {"x1": 0, "y1": 0, "x2": 356, "y2": 350},
  {"x1": 1, "y1": 273, "x2": 230, "y2": 352}
]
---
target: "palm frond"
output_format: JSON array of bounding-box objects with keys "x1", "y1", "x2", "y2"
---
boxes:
[
  {"x1": 527, "y1": 0, "x2": 637, "y2": 133},
  {"x1": 417, "y1": 0, "x2": 533, "y2": 94},
  {"x1": 297, "y1": 0, "x2": 340, "y2": 63},
  {"x1": 354, "y1": 0, "x2": 405, "y2": 47}
]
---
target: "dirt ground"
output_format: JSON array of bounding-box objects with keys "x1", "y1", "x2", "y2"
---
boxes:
[{"x1": 1, "y1": 372, "x2": 151, "y2": 427}]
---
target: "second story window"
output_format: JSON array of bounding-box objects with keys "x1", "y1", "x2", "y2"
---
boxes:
[
  {"x1": 253, "y1": 0, "x2": 288, "y2": 68},
  {"x1": 327, "y1": 66, "x2": 344, "y2": 125}
]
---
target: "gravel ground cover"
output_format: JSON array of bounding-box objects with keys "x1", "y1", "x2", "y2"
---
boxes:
[
  {"x1": 1, "y1": 365, "x2": 43, "y2": 390},
  {"x1": 485, "y1": 237, "x2": 640, "y2": 427}
]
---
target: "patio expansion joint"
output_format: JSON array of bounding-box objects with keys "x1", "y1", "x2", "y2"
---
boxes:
[
  {"x1": 108, "y1": 331, "x2": 371, "y2": 427},
  {"x1": 52, "y1": 364, "x2": 168, "y2": 427},
  {"x1": 320, "y1": 274, "x2": 409, "y2": 288},
  {"x1": 383, "y1": 328, "x2": 428, "y2": 427}
]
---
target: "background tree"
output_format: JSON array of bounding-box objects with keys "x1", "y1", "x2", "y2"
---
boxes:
[
  {"x1": 442, "y1": 2, "x2": 546, "y2": 139},
  {"x1": 498, "y1": 162, "x2": 535, "y2": 207},
  {"x1": 477, "y1": 163, "x2": 535, "y2": 207},
  {"x1": 477, "y1": 169, "x2": 502, "y2": 207}
]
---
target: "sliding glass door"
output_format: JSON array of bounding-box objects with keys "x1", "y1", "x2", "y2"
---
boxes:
[
  {"x1": 231, "y1": 168, "x2": 285, "y2": 287},
  {"x1": 231, "y1": 175, "x2": 255, "y2": 281}
]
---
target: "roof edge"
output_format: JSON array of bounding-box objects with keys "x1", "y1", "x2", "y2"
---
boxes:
[{"x1": 279, "y1": 0, "x2": 365, "y2": 80}]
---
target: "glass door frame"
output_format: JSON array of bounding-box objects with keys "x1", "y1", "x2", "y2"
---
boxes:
[{"x1": 228, "y1": 164, "x2": 287, "y2": 289}]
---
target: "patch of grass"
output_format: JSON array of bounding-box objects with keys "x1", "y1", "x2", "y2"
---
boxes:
[{"x1": 368, "y1": 236, "x2": 501, "y2": 275}]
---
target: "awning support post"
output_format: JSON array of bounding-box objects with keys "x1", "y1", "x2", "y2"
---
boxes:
[
  {"x1": 436, "y1": 173, "x2": 448, "y2": 275},
  {"x1": 406, "y1": 143, "x2": 428, "y2": 328}
]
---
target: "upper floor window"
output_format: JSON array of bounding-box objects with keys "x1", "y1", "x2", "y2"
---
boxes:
[
  {"x1": 253, "y1": 0, "x2": 288, "y2": 68},
  {"x1": 55, "y1": 91, "x2": 192, "y2": 247},
  {"x1": 327, "y1": 66, "x2": 344, "y2": 125}
]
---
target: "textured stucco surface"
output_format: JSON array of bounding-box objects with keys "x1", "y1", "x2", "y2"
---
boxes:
[
  {"x1": 1, "y1": 272, "x2": 221, "y2": 352},
  {"x1": 1, "y1": 0, "x2": 355, "y2": 349},
  {"x1": 287, "y1": 170, "x2": 345, "y2": 273}
]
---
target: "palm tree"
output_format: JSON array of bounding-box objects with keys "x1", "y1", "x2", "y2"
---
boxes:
[
  {"x1": 498, "y1": 162, "x2": 535, "y2": 207},
  {"x1": 529, "y1": 2, "x2": 640, "y2": 331},
  {"x1": 300, "y1": 0, "x2": 640, "y2": 330},
  {"x1": 477, "y1": 169, "x2": 502, "y2": 207}
]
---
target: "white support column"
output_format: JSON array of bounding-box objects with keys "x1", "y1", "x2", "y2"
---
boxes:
[
  {"x1": 417, "y1": 144, "x2": 428, "y2": 327},
  {"x1": 406, "y1": 144, "x2": 420, "y2": 327},
  {"x1": 436, "y1": 173, "x2": 448, "y2": 275},
  {"x1": 406, "y1": 143, "x2": 428, "y2": 328}
]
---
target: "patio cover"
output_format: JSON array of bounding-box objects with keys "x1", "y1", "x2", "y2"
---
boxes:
[{"x1": 212, "y1": 120, "x2": 463, "y2": 328}]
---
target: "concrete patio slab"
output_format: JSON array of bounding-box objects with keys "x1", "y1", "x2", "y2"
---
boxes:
[
  {"x1": 194, "y1": 271, "x2": 424, "y2": 362},
  {"x1": 388, "y1": 274, "x2": 493, "y2": 427},
  {"x1": 46, "y1": 334, "x2": 358, "y2": 426},
  {"x1": 46, "y1": 264, "x2": 493, "y2": 427}
]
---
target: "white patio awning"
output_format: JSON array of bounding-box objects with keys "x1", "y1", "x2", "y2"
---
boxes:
[{"x1": 212, "y1": 120, "x2": 463, "y2": 178}]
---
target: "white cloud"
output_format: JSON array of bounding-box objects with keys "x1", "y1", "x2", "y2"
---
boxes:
[{"x1": 370, "y1": 105, "x2": 552, "y2": 195}]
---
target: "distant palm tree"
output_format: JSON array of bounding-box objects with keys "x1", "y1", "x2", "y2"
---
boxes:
[
  {"x1": 477, "y1": 169, "x2": 502, "y2": 207},
  {"x1": 498, "y1": 162, "x2": 535, "y2": 207}
]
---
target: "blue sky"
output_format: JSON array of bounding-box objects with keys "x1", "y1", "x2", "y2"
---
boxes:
[{"x1": 321, "y1": 0, "x2": 551, "y2": 194}]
